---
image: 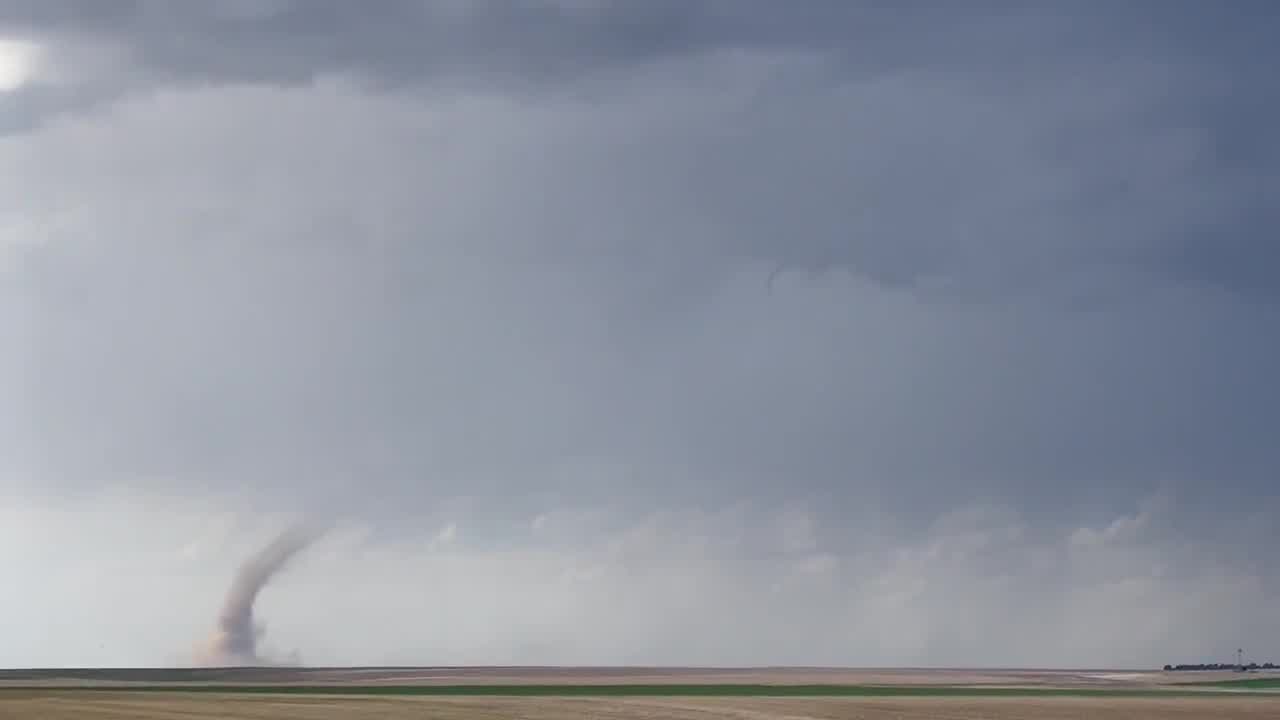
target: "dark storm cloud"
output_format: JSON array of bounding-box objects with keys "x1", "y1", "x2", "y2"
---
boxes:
[
  {"x1": 3, "y1": 2, "x2": 1277, "y2": 293},
  {"x1": 2, "y1": 0, "x2": 739, "y2": 89},
  {"x1": 1, "y1": 1, "x2": 1274, "y2": 94},
  {"x1": 8, "y1": 75, "x2": 1279, "y2": 540}
]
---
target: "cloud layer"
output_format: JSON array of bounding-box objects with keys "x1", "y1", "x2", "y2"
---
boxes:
[
  {"x1": 3, "y1": 1, "x2": 1278, "y2": 667},
  {"x1": 1, "y1": 490, "x2": 1274, "y2": 668}
]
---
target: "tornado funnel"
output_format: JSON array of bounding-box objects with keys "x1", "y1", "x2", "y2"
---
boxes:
[{"x1": 196, "y1": 525, "x2": 319, "y2": 666}]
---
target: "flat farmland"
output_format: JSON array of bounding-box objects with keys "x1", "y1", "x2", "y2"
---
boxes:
[
  {"x1": 3, "y1": 692, "x2": 1279, "y2": 720},
  {"x1": 7, "y1": 665, "x2": 1274, "y2": 687},
  {"x1": 2, "y1": 668, "x2": 1277, "y2": 719}
]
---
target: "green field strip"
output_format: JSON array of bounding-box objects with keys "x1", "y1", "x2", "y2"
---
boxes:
[{"x1": 1173, "y1": 677, "x2": 1280, "y2": 689}]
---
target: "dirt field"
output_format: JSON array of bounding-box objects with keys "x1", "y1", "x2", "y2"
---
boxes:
[{"x1": 2, "y1": 693, "x2": 1278, "y2": 720}]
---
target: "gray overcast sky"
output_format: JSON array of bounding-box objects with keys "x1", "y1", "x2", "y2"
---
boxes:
[{"x1": 2, "y1": 0, "x2": 1278, "y2": 668}]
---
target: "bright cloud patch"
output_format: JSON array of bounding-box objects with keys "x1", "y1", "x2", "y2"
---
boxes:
[{"x1": 0, "y1": 38, "x2": 39, "y2": 91}]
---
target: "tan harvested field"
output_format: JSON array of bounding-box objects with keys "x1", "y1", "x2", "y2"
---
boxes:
[{"x1": 2, "y1": 693, "x2": 1279, "y2": 720}]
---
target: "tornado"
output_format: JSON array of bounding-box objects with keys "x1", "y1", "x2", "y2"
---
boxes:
[{"x1": 196, "y1": 525, "x2": 319, "y2": 666}]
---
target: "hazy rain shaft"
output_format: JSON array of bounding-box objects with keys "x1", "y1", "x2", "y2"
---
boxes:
[{"x1": 196, "y1": 526, "x2": 319, "y2": 666}]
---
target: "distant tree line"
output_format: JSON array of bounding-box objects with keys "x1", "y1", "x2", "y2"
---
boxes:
[{"x1": 1163, "y1": 662, "x2": 1277, "y2": 671}]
